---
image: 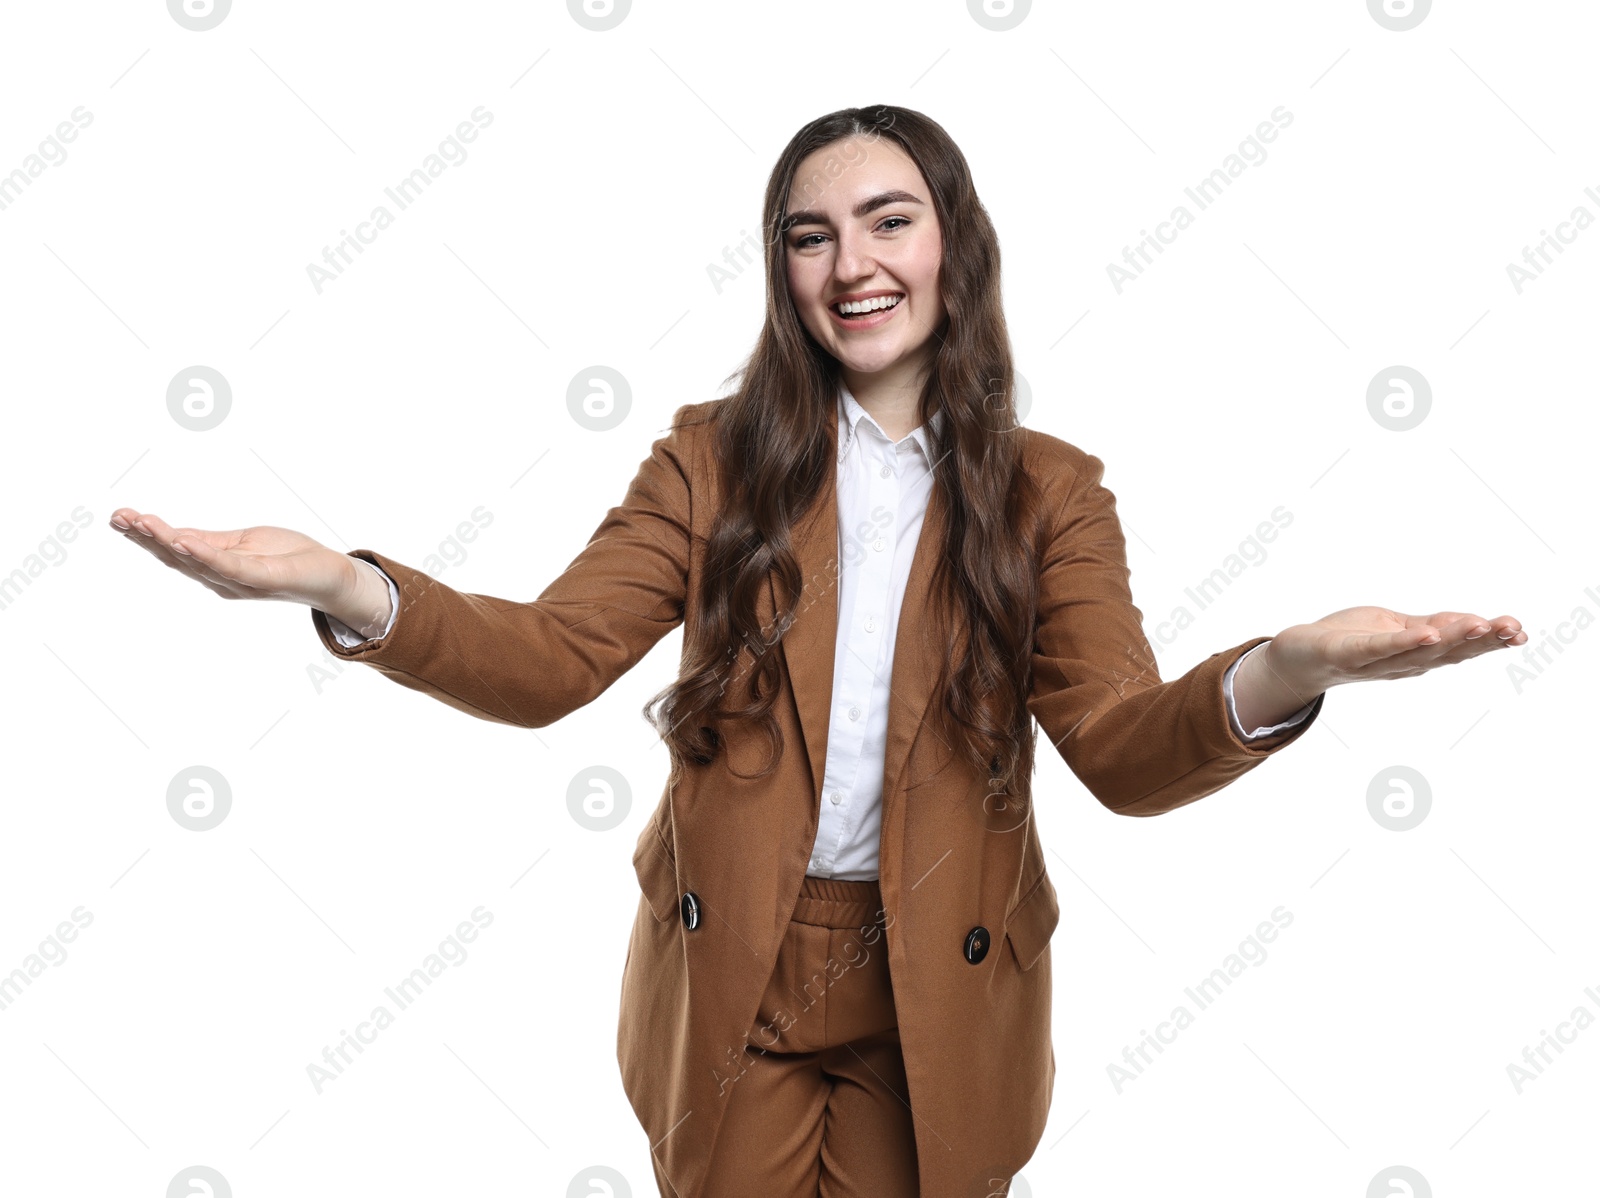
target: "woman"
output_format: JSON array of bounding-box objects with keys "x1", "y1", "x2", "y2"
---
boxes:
[{"x1": 111, "y1": 105, "x2": 1523, "y2": 1198}]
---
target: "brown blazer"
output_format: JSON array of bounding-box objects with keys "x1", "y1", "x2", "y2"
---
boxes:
[{"x1": 311, "y1": 399, "x2": 1323, "y2": 1198}]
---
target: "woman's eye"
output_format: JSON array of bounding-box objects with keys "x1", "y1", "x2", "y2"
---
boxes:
[{"x1": 791, "y1": 218, "x2": 908, "y2": 249}]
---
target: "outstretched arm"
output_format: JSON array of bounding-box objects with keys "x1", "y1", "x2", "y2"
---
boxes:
[
  {"x1": 1028, "y1": 448, "x2": 1325, "y2": 817},
  {"x1": 307, "y1": 404, "x2": 702, "y2": 728}
]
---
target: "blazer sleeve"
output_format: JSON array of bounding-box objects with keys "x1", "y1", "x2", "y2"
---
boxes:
[
  {"x1": 308, "y1": 405, "x2": 699, "y2": 729},
  {"x1": 1026, "y1": 448, "x2": 1325, "y2": 816}
]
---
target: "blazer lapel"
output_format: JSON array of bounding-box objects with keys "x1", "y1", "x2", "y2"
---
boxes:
[{"x1": 768, "y1": 411, "x2": 951, "y2": 812}]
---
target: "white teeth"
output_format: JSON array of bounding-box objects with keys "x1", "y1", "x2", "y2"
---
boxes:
[{"x1": 834, "y1": 294, "x2": 903, "y2": 315}]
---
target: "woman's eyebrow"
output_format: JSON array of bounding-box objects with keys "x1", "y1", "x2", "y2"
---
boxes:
[{"x1": 781, "y1": 189, "x2": 925, "y2": 232}]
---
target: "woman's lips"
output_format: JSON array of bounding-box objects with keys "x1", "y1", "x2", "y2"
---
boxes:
[{"x1": 828, "y1": 297, "x2": 902, "y2": 330}]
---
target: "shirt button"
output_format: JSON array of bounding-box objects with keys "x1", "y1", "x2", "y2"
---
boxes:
[
  {"x1": 864, "y1": 616, "x2": 876, "y2": 633},
  {"x1": 880, "y1": 464, "x2": 892, "y2": 478},
  {"x1": 872, "y1": 538, "x2": 885, "y2": 552},
  {"x1": 848, "y1": 705, "x2": 860, "y2": 720},
  {"x1": 830, "y1": 791, "x2": 842, "y2": 805}
]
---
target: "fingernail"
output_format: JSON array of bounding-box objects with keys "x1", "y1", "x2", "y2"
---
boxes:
[
  {"x1": 1420, "y1": 634, "x2": 1440, "y2": 644},
  {"x1": 173, "y1": 541, "x2": 190, "y2": 555},
  {"x1": 110, "y1": 517, "x2": 129, "y2": 529},
  {"x1": 1465, "y1": 626, "x2": 1488, "y2": 639}
]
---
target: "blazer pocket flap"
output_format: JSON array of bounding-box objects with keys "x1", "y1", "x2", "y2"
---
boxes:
[
  {"x1": 1004, "y1": 872, "x2": 1060, "y2": 972},
  {"x1": 632, "y1": 821, "x2": 680, "y2": 923}
]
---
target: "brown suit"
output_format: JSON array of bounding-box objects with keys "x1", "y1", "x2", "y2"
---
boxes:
[{"x1": 311, "y1": 399, "x2": 1324, "y2": 1197}]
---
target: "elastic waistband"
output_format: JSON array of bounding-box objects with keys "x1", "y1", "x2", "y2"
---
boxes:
[{"x1": 794, "y1": 874, "x2": 885, "y2": 930}]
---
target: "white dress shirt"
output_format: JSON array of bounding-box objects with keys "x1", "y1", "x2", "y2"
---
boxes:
[{"x1": 324, "y1": 386, "x2": 1314, "y2": 880}]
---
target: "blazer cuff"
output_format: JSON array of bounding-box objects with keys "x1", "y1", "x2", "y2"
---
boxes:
[
  {"x1": 1212, "y1": 636, "x2": 1325, "y2": 757},
  {"x1": 323, "y1": 557, "x2": 400, "y2": 647},
  {"x1": 1224, "y1": 641, "x2": 1318, "y2": 740},
  {"x1": 310, "y1": 549, "x2": 416, "y2": 661}
]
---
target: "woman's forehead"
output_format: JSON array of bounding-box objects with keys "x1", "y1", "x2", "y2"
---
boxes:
[{"x1": 785, "y1": 143, "x2": 922, "y2": 215}]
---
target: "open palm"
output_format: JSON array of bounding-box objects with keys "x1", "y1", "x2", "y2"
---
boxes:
[
  {"x1": 1269, "y1": 605, "x2": 1526, "y2": 690},
  {"x1": 109, "y1": 508, "x2": 349, "y2": 609}
]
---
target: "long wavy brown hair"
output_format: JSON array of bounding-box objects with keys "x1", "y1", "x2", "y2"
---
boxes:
[{"x1": 645, "y1": 104, "x2": 1048, "y2": 792}]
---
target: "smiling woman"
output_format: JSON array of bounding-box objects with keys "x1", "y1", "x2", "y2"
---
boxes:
[
  {"x1": 110, "y1": 100, "x2": 1524, "y2": 1198},
  {"x1": 780, "y1": 172, "x2": 947, "y2": 436}
]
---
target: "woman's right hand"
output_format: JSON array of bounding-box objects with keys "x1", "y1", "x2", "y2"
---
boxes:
[{"x1": 109, "y1": 507, "x2": 361, "y2": 613}]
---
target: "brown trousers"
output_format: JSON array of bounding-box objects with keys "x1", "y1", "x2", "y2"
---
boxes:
[{"x1": 652, "y1": 874, "x2": 919, "y2": 1197}]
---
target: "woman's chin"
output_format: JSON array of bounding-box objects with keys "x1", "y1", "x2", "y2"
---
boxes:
[{"x1": 832, "y1": 346, "x2": 913, "y2": 378}]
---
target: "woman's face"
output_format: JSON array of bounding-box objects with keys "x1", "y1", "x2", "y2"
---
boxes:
[{"x1": 782, "y1": 136, "x2": 946, "y2": 387}]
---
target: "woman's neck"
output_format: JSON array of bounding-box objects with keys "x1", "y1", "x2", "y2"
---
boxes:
[{"x1": 841, "y1": 362, "x2": 928, "y2": 443}]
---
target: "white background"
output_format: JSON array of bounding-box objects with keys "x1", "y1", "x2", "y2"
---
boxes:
[{"x1": 0, "y1": 1, "x2": 1592, "y2": 1195}]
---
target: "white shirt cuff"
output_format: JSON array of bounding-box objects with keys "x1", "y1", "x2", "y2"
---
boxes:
[
  {"x1": 324, "y1": 558, "x2": 399, "y2": 647},
  {"x1": 1224, "y1": 641, "x2": 1316, "y2": 740}
]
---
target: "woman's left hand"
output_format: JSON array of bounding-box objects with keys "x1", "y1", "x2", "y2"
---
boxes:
[{"x1": 1268, "y1": 607, "x2": 1527, "y2": 696}]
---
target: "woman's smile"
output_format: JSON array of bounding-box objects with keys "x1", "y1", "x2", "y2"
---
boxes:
[{"x1": 828, "y1": 289, "x2": 906, "y2": 329}]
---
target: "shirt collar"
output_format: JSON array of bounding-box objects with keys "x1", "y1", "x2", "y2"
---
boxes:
[{"x1": 837, "y1": 382, "x2": 944, "y2": 463}]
